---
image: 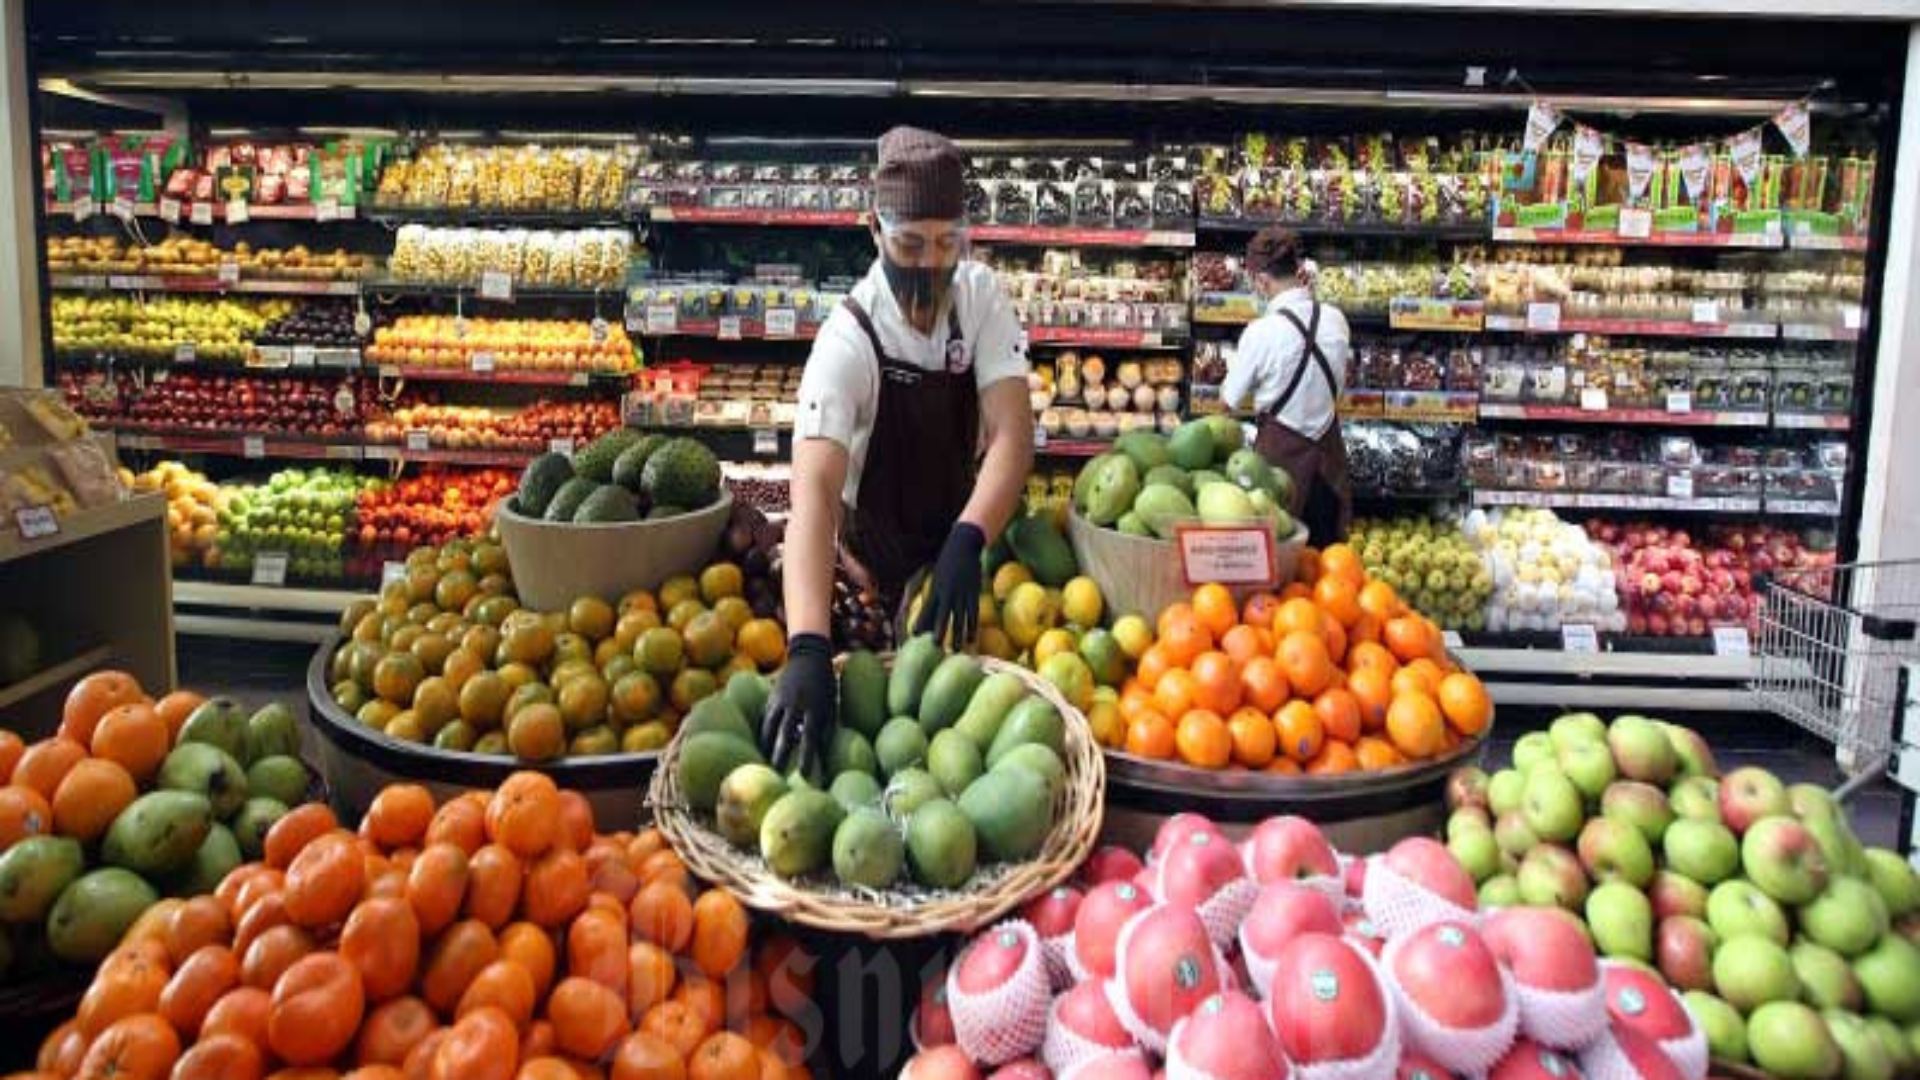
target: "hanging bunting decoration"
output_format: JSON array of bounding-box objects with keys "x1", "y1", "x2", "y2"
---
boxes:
[
  {"x1": 1773, "y1": 99, "x2": 1812, "y2": 158},
  {"x1": 1729, "y1": 127, "x2": 1765, "y2": 187},
  {"x1": 1570, "y1": 125, "x2": 1606, "y2": 188},
  {"x1": 1523, "y1": 100, "x2": 1562, "y2": 153},
  {"x1": 1625, "y1": 141, "x2": 1656, "y2": 200},
  {"x1": 1677, "y1": 143, "x2": 1712, "y2": 201}
]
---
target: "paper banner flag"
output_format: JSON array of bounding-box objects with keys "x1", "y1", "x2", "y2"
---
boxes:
[
  {"x1": 1570, "y1": 125, "x2": 1605, "y2": 187},
  {"x1": 1678, "y1": 143, "x2": 1712, "y2": 201},
  {"x1": 1730, "y1": 127, "x2": 1764, "y2": 187},
  {"x1": 1625, "y1": 142, "x2": 1656, "y2": 200},
  {"x1": 1524, "y1": 100, "x2": 1562, "y2": 153},
  {"x1": 1773, "y1": 100, "x2": 1812, "y2": 158}
]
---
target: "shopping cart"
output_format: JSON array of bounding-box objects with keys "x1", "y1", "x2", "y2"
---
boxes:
[{"x1": 1752, "y1": 559, "x2": 1920, "y2": 803}]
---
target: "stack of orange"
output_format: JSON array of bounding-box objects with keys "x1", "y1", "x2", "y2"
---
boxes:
[
  {"x1": 1112, "y1": 542, "x2": 1493, "y2": 776},
  {"x1": 32, "y1": 773, "x2": 814, "y2": 1080}
]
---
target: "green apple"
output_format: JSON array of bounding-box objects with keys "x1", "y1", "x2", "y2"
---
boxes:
[
  {"x1": 1664, "y1": 818, "x2": 1741, "y2": 885},
  {"x1": 1577, "y1": 816, "x2": 1656, "y2": 887},
  {"x1": 1480, "y1": 874, "x2": 1521, "y2": 908},
  {"x1": 1488, "y1": 768, "x2": 1528, "y2": 817},
  {"x1": 1662, "y1": 721, "x2": 1721, "y2": 779},
  {"x1": 1448, "y1": 806, "x2": 1493, "y2": 842},
  {"x1": 1607, "y1": 714, "x2": 1677, "y2": 785},
  {"x1": 1522, "y1": 768, "x2": 1585, "y2": 844},
  {"x1": 1684, "y1": 990, "x2": 1748, "y2": 1063},
  {"x1": 1865, "y1": 1016, "x2": 1917, "y2": 1077},
  {"x1": 1449, "y1": 827, "x2": 1502, "y2": 885},
  {"x1": 1518, "y1": 844, "x2": 1590, "y2": 911},
  {"x1": 1549, "y1": 711, "x2": 1608, "y2": 751},
  {"x1": 1601, "y1": 779, "x2": 1675, "y2": 847},
  {"x1": 1802, "y1": 877, "x2": 1891, "y2": 958},
  {"x1": 1708, "y1": 880, "x2": 1790, "y2": 946},
  {"x1": 1650, "y1": 870, "x2": 1710, "y2": 921},
  {"x1": 1864, "y1": 849, "x2": 1920, "y2": 918},
  {"x1": 1743, "y1": 816, "x2": 1831, "y2": 907},
  {"x1": 1792, "y1": 940, "x2": 1865, "y2": 1012},
  {"x1": 1557, "y1": 739, "x2": 1617, "y2": 802},
  {"x1": 1714, "y1": 936, "x2": 1801, "y2": 1011},
  {"x1": 1854, "y1": 935, "x2": 1920, "y2": 1023},
  {"x1": 1748, "y1": 1001, "x2": 1842, "y2": 1080},
  {"x1": 1824, "y1": 1009, "x2": 1896, "y2": 1080},
  {"x1": 1513, "y1": 731, "x2": 1556, "y2": 773},
  {"x1": 1587, "y1": 881, "x2": 1654, "y2": 962},
  {"x1": 1670, "y1": 776, "x2": 1723, "y2": 823}
]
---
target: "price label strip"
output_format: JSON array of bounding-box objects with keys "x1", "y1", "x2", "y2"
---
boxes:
[
  {"x1": 752, "y1": 429, "x2": 779, "y2": 456},
  {"x1": 548, "y1": 437, "x2": 576, "y2": 456},
  {"x1": 1526, "y1": 302, "x2": 1563, "y2": 333},
  {"x1": 252, "y1": 552, "x2": 289, "y2": 587},
  {"x1": 405, "y1": 430, "x2": 432, "y2": 452},
  {"x1": 13, "y1": 506, "x2": 58, "y2": 540},
  {"x1": 242, "y1": 435, "x2": 266, "y2": 459},
  {"x1": 645, "y1": 305, "x2": 678, "y2": 335},
  {"x1": 478, "y1": 270, "x2": 514, "y2": 301},
  {"x1": 1561, "y1": 623, "x2": 1601, "y2": 654},
  {"x1": 1175, "y1": 525, "x2": 1278, "y2": 589},
  {"x1": 717, "y1": 315, "x2": 743, "y2": 341},
  {"x1": 470, "y1": 351, "x2": 496, "y2": 374},
  {"x1": 1712, "y1": 625, "x2": 1752, "y2": 657},
  {"x1": 764, "y1": 308, "x2": 798, "y2": 339}
]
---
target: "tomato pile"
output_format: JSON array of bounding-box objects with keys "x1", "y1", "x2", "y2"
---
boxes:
[
  {"x1": 31, "y1": 773, "x2": 815, "y2": 1080},
  {"x1": 354, "y1": 469, "x2": 520, "y2": 552}
]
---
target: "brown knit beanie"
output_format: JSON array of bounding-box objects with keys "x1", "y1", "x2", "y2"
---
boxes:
[
  {"x1": 1245, "y1": 227, "x2": 1304, "y2": 278},
  {"x1": 874, "y1": 126, "x2": 964, "y2": 221}
]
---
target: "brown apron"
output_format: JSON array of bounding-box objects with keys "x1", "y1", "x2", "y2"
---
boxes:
[
  {"x1": 838, "y1": 295, "x2": 980, "y2": 605},
  {"x1": 1251, "y1": 301, "x2": 1353, "y2": 544}
]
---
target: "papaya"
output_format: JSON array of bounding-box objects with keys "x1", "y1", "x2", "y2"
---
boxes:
[
  {"x1": 1006, "y1": 515, "x2": 1077, "y2": 587},
  {"x1": 887, "y1": 635, "x2": 944, "y2": 718}
]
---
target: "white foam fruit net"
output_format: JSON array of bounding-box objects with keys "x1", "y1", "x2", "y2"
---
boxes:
[
  {"x1": 1102, "y1": 908, "x2": 1228, "y2": 1056},
  {"x1": 1514, "y1": 976, "x2": 1610, "y2": 1051},
  {"x1": 1040, "y1": 988, "x2": 1137, "y2": 1075},
  {"x1": 1381, "y1": 931, "x2": 1519, "y2": 1076},
  {"x1": 947, "y1": 920, "x2": 1052, "y2": 1066},
  {"x1": 1058, "y1": 1049, "x2": 1152, "y2": 1079},
  {"x1": 1360, "y1": 856, "x2": 1478, "y2": 941}
]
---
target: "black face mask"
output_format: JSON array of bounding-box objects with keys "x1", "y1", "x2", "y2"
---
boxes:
[{"x1": 882, "y1": 253, "x2": 954, "y2": 323}]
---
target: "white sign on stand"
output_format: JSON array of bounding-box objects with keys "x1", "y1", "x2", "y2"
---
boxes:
[
  {"x1": 225, "y1": 200, "x2": 250, "y2": 224},
  {"x1": 1561, "y1": 623, "x2": 1601, "y2": 653},
  {"x1": 242, "y1": 435, "x2": 266, "y2": 459},
  {"x1": 252, "y1": 552, "x2": 289, "y2": 587},
  {"x1": 1526, "y1": 302, "x2": 1562, "y2": 333},
  {"x1": 405, "y1": 430, "x2": 432, "y2": 452},
  {"x1": 470, "y1": 352, "x2": 496, "y2": 374},
  {"x1": 158, "y1": 197, "x2": 183, "y2": 223},
  {"x1": 548, "y1": 437, "x2": 576, "y2": 456},
  {"x1": 1175, "y1": 526, "x2": 1277, "y2": 588},
  {"x1": 1712, "y1": 626, "x2": 1752, "y2": 657},
  {"x1": 381, "y1": 561, "x2": 407, "y2": 589},
  {"x1": 1617, "y1": 208, "x2": 1653, "y2": 239},
  {"x1": 1666, "y1": 390, "x2": 1693, "y2": 414},
  {"x1": 752, "y1": 429, "x2": 779, "y2": 456},
  {"x1": 764, "y1": 308, "x2": 798, "y2": 339},
  {"x1": 717, "y1": 316, "x2": 743, "y2": 341},
  {"x1": 13, "y1": 506, "x2": 58, "y2": 540},
  {"x1": 190, "y1": 202, "x2": 215, "y2": 226},
  {"x1": 478, "y1": 270, "x2": 514, "y2": 301}
]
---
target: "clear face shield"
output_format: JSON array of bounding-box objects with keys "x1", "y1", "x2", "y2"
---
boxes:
[{"x1": 874, "y1": 214, "x2": 970, "y2": 325}]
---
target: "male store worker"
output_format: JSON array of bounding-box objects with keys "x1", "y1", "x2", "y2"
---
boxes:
[
  {"x1": 1220, "y1": 226, "x2": 1355, "y2": 543},
  {"x1": 762, "y1": 125, "x2": 1034, "y2": 776}
]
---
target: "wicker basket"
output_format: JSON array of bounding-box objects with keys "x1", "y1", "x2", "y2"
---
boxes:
[
  {"x1": 650, "y1": 654, "x2": 1105, "y2": 939},
  {"x1": 1067, "y1": 510, "x2": 1309, "y2": 621}
]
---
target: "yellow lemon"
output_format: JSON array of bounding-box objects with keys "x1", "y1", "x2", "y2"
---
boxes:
[
  {"x1": 1111, "y1": 614, "x2": 1153, "y2": 660},
  {"x1": 1034, "y1": 628, "x2": 1079, "y2": 668},
  {"x1": 1002, "y1": 581, "x2": 1057, "y2": 651},
  {"x1": 977, "y1": 626, "x2": 1016, "y2": 661},
  {"x1": 991, "y1": 562, "x2": 1034, "y2": 602},
  {"x1": 1037, "y1": 652, "x2": 1095, "y2": 713},
  {"x1": 1061, "y1": 576, "x2": 1104, "y2": 629},
  {"x1": 1088, "y1": 700, "x2": 1126, "y2": 749}
]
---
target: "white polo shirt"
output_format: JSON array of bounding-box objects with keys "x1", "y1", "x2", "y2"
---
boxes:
[
  {"x1": 795, "y1": 258, "x2": 1030, "y2": 506},
  {"x1": 1222, "y1": 286, "x2": 1351, "y2": 439}
]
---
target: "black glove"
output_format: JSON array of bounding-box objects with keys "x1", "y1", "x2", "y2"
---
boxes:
[
  {"x1": 762, "y1": 632, "x2": 835, "y2": 777},
  {"x1": 912, "y1": 522, "x2": 986, "y2": 648}
]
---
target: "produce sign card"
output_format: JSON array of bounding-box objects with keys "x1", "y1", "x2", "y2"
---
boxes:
[{"x1": 1175, "y1": 524, "x2": 1277, "y2": 588}]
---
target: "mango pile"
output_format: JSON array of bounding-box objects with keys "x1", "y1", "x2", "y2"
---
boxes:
[
  {"x1": 0, "y1": 672, "x2": 314, "y2": 972},
  {"x1": 1073, "y1": 416, "x2": 1297, "y2": 540},
  {"x1": 676, "y1": 635, "x2": 1068, "y2": 891}
]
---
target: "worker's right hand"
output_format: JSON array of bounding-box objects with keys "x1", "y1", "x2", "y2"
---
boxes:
[{"x1": 761, "y1": 632, "x2": 835, "y2": 779}]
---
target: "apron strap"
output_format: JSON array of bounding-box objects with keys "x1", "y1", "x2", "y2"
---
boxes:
[
  {"x1": 1266, "y1": 301, "x2": 1335, "y2": 421},
  {"x1": 841, "y1": 295, "x2": 967, "y2": 372}
]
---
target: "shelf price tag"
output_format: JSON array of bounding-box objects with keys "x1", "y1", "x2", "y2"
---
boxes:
[
  {"x1": 189, "y1": 202, "x2": 215, "y2": 225},
  {"x1": 752, "y1": 429, "x2": 779, "y2": 456},
  {"x1": 548, "y1": 437, "x2": 576, "y2": 456},
  {"x1": 13, "y1": 505, "x2": 58, "y2": 540},
  {"x1": 291, "y1": 344, "x2": 316, "y2": 367},
  {"x1": 1666, "y1": 390, "x2": 1693, "y2": 414},
  {"x1": 313, "y1": 199, "x2": 341, "y2": 222},
  {"x1": 158, "y1": 197, "x2": 182, "y2": 223},
  {"x1": 70, "y1": 197, "x2": 97, "y2": 222},
  {"x1": 717, "y1": 315, "x2": 743, "y2": 341},
  {"x1": 405, "y1": 430, "x2": 432, "y2": 452},
  {"x1": 645, "y1": 304, "x2": 678, "y2": 335},
  {"x1": 252, "y1": 552, "x2": 288, "y2": 587},
  {"x1": 224, "y1": 199, "x2": 250, "y2": 224},
  {"x1": 1441, "y1": 629, "x2": 1465, "y2": 651},
  {"x1": 1617, "y1": 207, "x2": 1653, "y2": 239},
  {"x1": 589, "y1": 316, "x2": 609, "y2": 345},
  {"x1": 1578, "y1": 387, "x2": 1609, "y2": 412},
  {"x1": 173, "y1": 343, "x2": 196, "y2": 364},
  {"x1": 1526, "y1": 302, "x2": 1562, "y2": 333},
  {"x1": 478, "y1": 270, "x2": 513, "y2": 301},
  {"x1": 1691, "y1": 300, "x2": 1721, "y2": 325},
  {"x1": 1174, "y1": 525, "x2": 1278, "y2": 588},
  {"x1": 470, "y1": 351, "x2": 496, "y2": 374},
  {"x1": 242, "y1": 435, "x2": 266, "y2": 459},
  {"x1": 1033, "y1": 423, "x2": 1048, "y2": 449},
  {"x1": 109, "y1": 196, "x2": 136, "y2": 221},
  {"x1": 1712, "y1": 625, "x2": 1752, "y2": 657},
  {"x1": 380, "y1": 561, "x2": 407, "y2": 589},
  {"x1": 1561, "y1": 623, "x2": 1601, "y2": 654},
  {"x1": 1666, "y1": 472, "x2": 1695, "y2": 499},
  {"x1": 764, "y1": 308, "x2": 798, "y2": 339},
  {"x1": 217, "y1": 260, "x2": 241, "y2": 286},
  {"x1": 1843, "y1": 305, "x2": 1864, "y2": 331}
]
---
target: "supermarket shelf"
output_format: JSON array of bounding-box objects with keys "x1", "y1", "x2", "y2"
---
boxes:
[
  {"x1": 971, "y1": 224, "x2": 1196, "y2": 248},
  {"x1": 0, "y1": 492, "x2": 166, "y2": 566},
  {"x1": 1763, "y1": 496, "x2": 1843, "y2": 516},
  {"x1": 632, "y1": 425, "x2": 790, "y2": 460},
  {"x1": 1781, "y1": 323, "x2": 1863, "y2": 343},
  {"x1": 0, "y1": 644, "x2": 115, "y2": 713},
  {"x1": 112, "y1": 431, "x2": 365, "y2": 461},
  {"x1": 49, "y1": 199, "x2": 358, "y2": 223},
  {"x1": 1342, "y1": 390, "x2": 1479, "y2": 423},
  {"x1": 1034, "y1": 438, "x2": 1114, "y2": 458},
  {"x1": 57, "y1": 351, "x2": 363, "y2": 375},
  {"x1": 1472, "y1": 489, "x2": 1763, "y2": 513},
  {"x1": 1025, "y1": 326, "x2": 1187, "y2": 349},
  {"x1": 364, "y1": 278, "x2": 625, "y2": 302},
  {"x1": 1197, "y1": 218, "x2": 1489, "y2": 241},
  {"x1": 626, "y1": 315, "x2": 822, "y2": 342},
  {"x1": 1491, "y1": 226, "x2": 1783, "y2": 249},
  {"x1": 371, "y1": 365, "x2": 630, "y2": 388},
  {"x1": 50, "y1": 273, "x2": 363, "y2": 297},
  {"x1": 1484, "y1": 314, "x2": 1780, "y2": 340},
  {"x1": 363, "y1": 205, "x2": 630, "y2": 228},
  {"x1": 1772, "y1": 412, "x2": 1851, "y2": 431},
  {"x1": 1477, "y1": 403, "x2": 1770, "y2": 427},
  {"x1": 362, "y1": 444, "x2": 543, "y2": 468},
  {"x1": 1788, "y1": 232, "x2": 1870, "y2": 252},
  {"x1": 645, "y1": 206, "x2": 865, "y2": 228},
  {"x1": 174, "y1": 579, "x2": 362, "y2": 644},
  {"x1": 174, "y1": 578, "x2": 367, "y2": 615}
]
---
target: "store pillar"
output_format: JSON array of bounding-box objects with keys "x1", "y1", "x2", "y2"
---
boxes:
[
  {"x1": 1858, "y1": 25, "x2": 1920, "y2": 567},
  {"x1": 0, "y1": 0, "x2": 37, "y2": 388}
]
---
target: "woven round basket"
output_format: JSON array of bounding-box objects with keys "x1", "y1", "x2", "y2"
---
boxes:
[{"x1": 650, "y1": 654, "x2": 1105, "y2": 939}]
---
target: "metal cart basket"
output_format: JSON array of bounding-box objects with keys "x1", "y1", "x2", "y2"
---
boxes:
[{"x1": 1752, "y1": 559, "x2": 1920, "y2": 791}]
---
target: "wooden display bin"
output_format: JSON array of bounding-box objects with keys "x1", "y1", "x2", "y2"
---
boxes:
[{"x1": 0, "y1": 390, "x2": 173, "y2": 735}]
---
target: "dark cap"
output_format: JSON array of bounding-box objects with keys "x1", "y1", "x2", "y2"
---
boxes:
[
  {"x1": 874, "y1": 126, "x2": 965, "y2": 221},
  {"x1": 1245, "y1": 227, "x2": 1305, "y2": 278}
]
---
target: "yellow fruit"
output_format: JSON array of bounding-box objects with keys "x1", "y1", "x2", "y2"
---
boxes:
[
  {"x1": 412, "y1": 676, "x2": 459, "y2": 733},
  {"x1": 977, "y1": 627, "x2": 1016, "y2": 661},
  {"x1": 614, "y1": 610, "x2": 662, "y2": 650},
  {"x1": 667, "y1": 599, "x2": 706, "y2": 633},
  {"x1": 699, "y1": 562, "x2": 745, "y2": 603},
  {"x1": 496, "y1": 661, "x2": 539, "y2": 690},
  {"x1": 1002, "y1": 581, "x2": 1058, "y2": 651},
  {"x1": 635, "y1": 627, "x2": 685, "y2": 676},
  {"x1": 622, "y1": 722, "x2": 672, "y2": 753},
  {"x1": 670, "y1": 668, "x2": 718, "y2": 713},
  {"x1": 1038, "y1": 652, "x2": 1095, "y2": 713},
  {"x1": 557, "y1": 674, "x2": 610, "y2": 730},
  {"x1": 1033, "y1": 628, "x2": 1079, "y2": 668},
  {"x1": 683, "y1": 611, "x2": 735, "y2": 669},
  {"x1": 991, "y1": 562, "x2": 1034, "y2": 602},
  {"x1": 1061, "y1": 576, "x2": 1104, "y2": 629},
  {"x1": 659, "y1": 575, "x2": 700, "y2": 610},
  {"x1": 737, "y1": 619, "x2": 787, "y2": 670},
  {"x1": 712, "y1": 596, "x2": 754, "y2": 634},
  {"x1": 568, "y1": 596, "x2": 616, "y2": 640},
  {"x1": 1111, "y1": 615, "x2": 1153, "y2": 661},
  {"x1": 978, "y1": 593, "x2": 999, "y2": 629},
  {"x1": 1088, "y1": 700, "x2": 1126, "y2": 749}
]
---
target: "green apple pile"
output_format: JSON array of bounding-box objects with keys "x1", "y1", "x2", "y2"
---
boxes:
[
  {"x1": 1073, "y1": 417, "x2": 1296, "y2": 540},
  {"x1": 1448, "y1": 713, "x2": 1920, "y2": 1079},
  {"x1": 1349, "y1": 515, "x2": 1494, "y2": 631},
  {"x1": 212, "y1": 467, "x2": 372, "y2": 580}
]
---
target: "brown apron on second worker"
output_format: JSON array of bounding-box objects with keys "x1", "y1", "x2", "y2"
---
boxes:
[
  {"x1": 1251, "y1": 300, "x2": 1353, "y2": 544},
  {"x1": 838, "y1": 295, "x2": 981, "y2": 605}
]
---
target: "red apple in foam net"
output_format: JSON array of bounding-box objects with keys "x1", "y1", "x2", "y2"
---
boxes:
[
  {"x1": 1482, "y1": 907, "x2": 1600, "y2": 992},
  {"x1": 1489, "y1": 1038, "x2": 1588, "y2": 1080},
  {"x1": 1112, "y1": 905, "x2": 1222, "y2": 1043},
  {"x1": 1074, "y1": 881, "x2": 1154, "y2": 980},
  {"x1": 957, "y1": 926, "x2": 1031, "y2": 995},
  {"x1": 901, "y1": 1045, "x2": 984, "y2": 1080},
  {"x1": 1582, "y1": 1028, "x2": 1683, "y2": 1080},
  {"x1": 1386, "y1": 836, "x2": 1479, "y2": 910},
  {"x1": 1060, "y1": 1052, "x2": 1151, "y2": 1080},
  {"x1": 1344, "y1": 855, "x2": 1369, "y2": 899},
  {"x1": 1389, "y1": 921, "x2": 1509, "y2": 1030},
  {"x1": 1244, "y1": 815, "x2": 1339, "y2": 884},
  {"x1": 1342, "y1": 911, "x2": 1386, "y2": 957},
  {"x1": 1082, "y1": 845, "x2": 1146, "y2": 887},
  {"x1": 1157, "y1": 828, "x2": 1248, "y2": 913},
  {"x1": 985, "y1": 1061, "x2": 1050, "y2": 1080},
  {"x1": 1242, "y1": 883, "x2": 1343, "y2": 966},
  {"x1": 1150, "y1": 813, "x2": 1224, "y2": 864},
  {"x1": 1265, "y1": 933, "x2": 1391, "y2": 1066},
  {"x1": 1024, "y1": 885, "x2": 1084, "y2": 941},
  {"x1": 1052, "y1": 980, "x2": 1133, "y2": 1054},
  {"x1": 915, "y1": 974, "x2": 957, "y2": 1047},
  {"x1": 1167, "y1": 991, "x2": 1290, "y2": 1080},
  {"x1": 1601, "y1": 964, "x2": 1692, "y2": 1042},
  {"x1": 1398, "y1": 1051, "x2": 1461, "y2": 1079}
]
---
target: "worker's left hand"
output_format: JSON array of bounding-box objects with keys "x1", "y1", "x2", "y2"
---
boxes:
[{"x1": 911, "y1": 522, "x2": 985, "y2": 647}]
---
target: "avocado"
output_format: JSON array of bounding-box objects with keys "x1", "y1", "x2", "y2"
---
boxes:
[
  {"x1": 516, "y1": 452, "x2": 576, "y2": 517},
  {"x1": 573, "y1": 484, "x2": 640, "y2": 523},
  {"x1": 543, "y1": 477, "x2": 599, "y2": 522},
  {"x1": 572, "y1": 428, "x2": 643, "y2": 483},
  {"x1": 641, "y1": 437, "x2": 722, "y2": 510},
  {"x1": 610, "y1": 434, "x2": 669, "y2": 492}
]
